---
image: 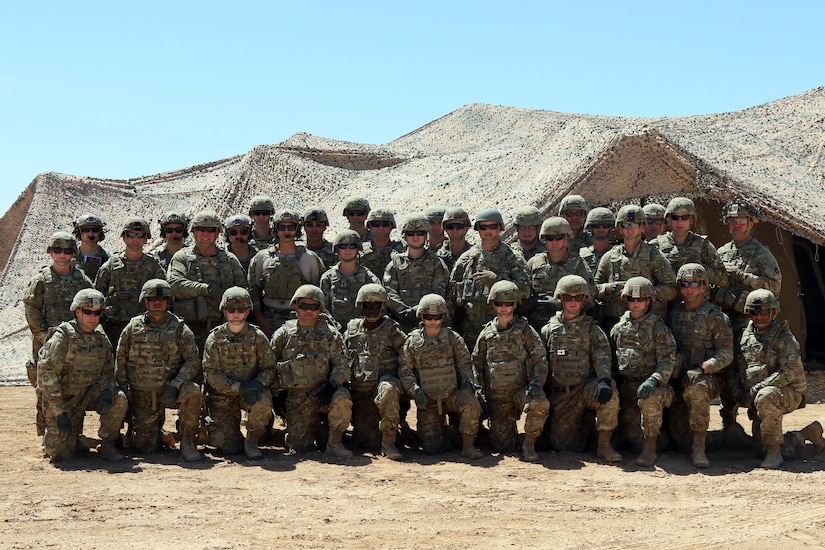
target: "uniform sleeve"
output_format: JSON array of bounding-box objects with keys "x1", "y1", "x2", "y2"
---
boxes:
[
  {"x1": 168, "y1": 251, "x2": 208, "y2": 299},
  {"x1": 705, "y1": 310, "x2": 734, "y2": 374},
  {"x1": 470, "y1": 329, "x2": 488, "y2": 389},
  {"x1": 505, "y1": 248, "x2": 531, "y2": 300},
  {"x1": 299, "y1": 250, "x2": 323, "y2": 286},
  {"x1": 448, "y1": 252, "x2": 470, "y2": 306},
  {"x1": 94, "y1": 262, "x2": 111, "y2": 293},
  {"x1": 590, "y1": 323, "x2": 614, "y2": 381},
  {"x1": 745, "y1": 247, "x2": 782, "y2": 294},
  {"x1": 100, "y1": 335, "x2": 116, "y2": 391},
  {"x1": 319, "y1": 271, "x2": 333, "y2": 312},
  {"x1": 768, "y1": 329, "x2": 806, "y2": 392},
  {"x1": 701, "y1": 238, "x2": 729, "y2": 289},
  {"x1": 247, "y1": 251, "x2": 266, "y2": 310},
  {"x1": 328, "y1": 330, "x2": 350, "y2": 387},
  {"x1": 23, "y1": 276, "x2": 48, "y2": 343},
  {"x1": 398, "y1": 337, "x2": 418, "y2": 394},
  {"x1": 650, "y1": 247, "x2": 677, "y2": 302},
  {"x1": 171, "y1": 322, "x2": 202, "y2": 388},
  {"x1": 227, "y1": 252, "x2": 249, "y2": 289},
  {"x1": 115, "y1": 322, "x2": 133, "y2": 389},
  {"x1": 594, "y1": 250, "x2": 614, "y2": 298},
  {"x1": 383, "y1": 261, "x2": 408, "y2": 314}
]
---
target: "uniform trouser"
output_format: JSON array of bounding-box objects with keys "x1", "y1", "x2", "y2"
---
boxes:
[
  {"x1": 665, "y1": 383, "x2": 693, "y2": 452},
  {"x1": 351, "y1": 376, "x2": 402, "y2": 448},
  {"x1": 205, "y1": 390, "x2": 273, "y2": 454},
  {"x1": 750, "y1": 386, "x2": 804, "y2": 446},
  {"x1": 43, "y1": 387, "x2": 128, "y2": 462},
  {"x1": 720, "y1": 313, "x2": 751, "y2": 427},
  {"x1": 486, "y1": 387, "x2": 550, "y2": 452},
  {"x1": 619, "y1": 380, "x2": 674, "y2": 451},
  {"x1": 284, "y1": 386, "x2": 352, "y2": 453},
  {"x1": 28, "y1": 339, "x2": 45, "y2": 436},
  {"x1": 127, "y1": 382, "x2": 203, "y2": 454},
  {"x1": 681, "y1": 372, "x2": 722, "y2": 432},
  {"x1": 545, "y1": 378, "x2": 620, "y2": 452},
  {"x1": 416, "y1": 389, "x2": 481, "y2": 455}
]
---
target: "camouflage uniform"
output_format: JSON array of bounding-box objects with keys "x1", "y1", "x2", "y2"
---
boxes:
[
  {"x1": 525, "y1": 251, "x2": 593, "y2": 331},
  {"x1": 319, "y1": 264, "x2": 382, "y2": 329},
  {"x1": 360, "y1": 240, "x2": 405, "y2": 282},
  {"x1": 271, "y1": 319, "x2": 352, "y2": 453},
  {"x1": 38, "y1": 319, "x2": 128, "y2": 461},
  {"x1": 437, "y1": 240, "x2": 472, "y2": 274},
  {"x1": 510, "y1": 240, "x2": 541, "y2": 264},
  {"x1": 308, "y1": 240, "x2": 336, "y2": 269},
  {"x1": 653, "y1": 231, "x2": 728, "y2": 290},
  {"x1": 541, "y1": 311, "x2": 619, "y2": 452},
  {"x1": 153, "y1": 243, "x2": 180, "y2": 273},
  {"x1": 473, "y1": 316, "x2": 549, "y2": 452},
  {"x1": 116, "y1": 310, "x2": 203, "y2": 454},
  {"x1": 203, "y1": 322, "x2": 276, "y2": 454},
  {"x1": 384, "y1": 248, "x2": 450, "y2": 333},
  {"x1": 567, "y1": 232, "x2": 593, "y2": 257}
]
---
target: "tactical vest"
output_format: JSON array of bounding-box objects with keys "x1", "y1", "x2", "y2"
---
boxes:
[
  {"x1": 715, "y1": 239, "x2": 775, "y2": 314},
  {"x1": 346, "y1": 318, "x2": 401, "y2": 392},
  {"x1": 103, "y1": 254, "x2": 161, "y2": 323},
  {"x1": 459, "y1": 246, "x2": 508, "y2": 305},
  {"x1": 604, "y1": 243, "x2": 656, "y2": 317},
  {"x1": 177, "y1": 249, "x2": 239, "y2": 321},
  {"x1": 390, "y1": 252, "x2": 439, "y2": 306},
  {"x1": 278, "y1": 321, "x2": 336, "y2": 390},
  {"x1": 406, "y1": 328, "x2": 459, "y2": 400},
  {"x1": 478, "y1": 318, "x2": 530, "y2": 390},
  {"x1": 545, "y1": 316, "x2": 594, "y2": 386},
  {"x1": 669, "y1": 303, "x2": 719, "y2": 370},
  {"x1": 656, "y1": 232, "x2": 706, "y2": 272},
  {"x1": 328, "y1": 267, "x2": 371, "y2": 326},
  {"x1": 41, "y1": 266, "x2": 90, "y2": 327},
  {"x1": 205, "y1": 325, "x2": 265, "y2": 392},
  {"x1": 739, "y1": 322, "x2": 781, "y2": 389},
  {"x1": 613, "y1": 314, "x2": 659, "y2": 379},
  {"x1": 52, "y1": 322, "x2": 110, "y2": 396},
  {"x1": 122, "y1": 315, "x2": 186, "y2": 390},
  {"x1": 262, "y1": 246, "x2": 309, "y2": 303}
]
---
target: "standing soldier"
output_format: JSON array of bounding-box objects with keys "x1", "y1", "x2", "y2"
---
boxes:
[
  {"x1": 153, "y1": 211, "x2": 189, "y2": 272},
  {"x1": 223, "y1": 214, "x2": 258, "y2": 273},
  {"x1": 558, "y1": 195, "x2": 591, "y2": 255},
  {"x1": 437, "y1": 207, "x2": 473, "y2": 274},
  {"x1": 271, "y1": 285, "x2": 353, "y2": 458},
  {"x1": 450, "y1": 208, "x2": 529, "y2": 347},
  {"x1": 24, "y1": 231, "x2": 93, "y2": 436},
  {"x1": 360, "y1": 208, "x2": 405, "y2": 279},
  {"x1": 668, "y1": 263, "x2": 734, "y2": 468},
  {"x1": 472, "y1": 281, "x2": 549, "y2": 462},
  {"x1": 510, "y1": 206, "x2": 544, "y2": 263},
  {"x1": 342, "y1": 196, "x2": 372, "y2": 241},
  {"x1": 579, "y1": 207, "x2": 616, "y2": 273},
  {"x1": 37, "y1": 289, "x2": 128, "y2": 462},
  {"x1": 610, "y1": 277, "x2": 677, "y2": 466},
  {"x1": 425, "y1": 204, "x2": 447, "y2": 251},
  {"x1": 167, "y1": 210, "x2": 248, "y2": 354},
  {"x1": 384, "y1": 214, "x2": 450, "y2": 333},
  {"x1": 344, "y1": 284, "x2": 407, "y2": 460},
  {"x1": 249, "y1": 209, "x2": 324, "y2": 337},
  {"x1": 319, "y1": 230, "x2": 382, "y2": 330},
  {"x1": 73, "y1": 213, "x2": 109, "y2": 281},
  {"x1": 399, "y1": 294, "x2": 483, "y2": 459},
  {"x1": 116, "y1": 279, "x2": 203, "y2": 462},
  {"x1": 642, "y1": 203, "x2": 667, "y2": 241},
  {"x1": 95, "y1": 217, "x2": 166, "y2": 348},
  {"x1": 203, "y1": 287, "x2": 275, "y2": 460},
  {"x1": 541, "y1": 275, "x2": 622, "y2": 462},
  {"x1": 303, "y1": 207, "x2": 336, "y2": 268},
  {"x1": 248, "y1": 195, "x2": 277, "y2": 246}
]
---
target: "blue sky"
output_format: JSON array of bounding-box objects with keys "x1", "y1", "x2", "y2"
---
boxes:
[{"x1": 1, "y1": 1, "x2": 822, "y2": 216}]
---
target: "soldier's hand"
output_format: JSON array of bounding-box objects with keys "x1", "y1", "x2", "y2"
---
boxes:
[
  {"x1": 206, "y1": 283, "x2": 222, "y2": 298},
  {"x1": 96, "y1": 388, "x2": 113, "y2": 415},
  {"x1": 273, "y1": 390, "x2": 288, "y2": 417},
  {"x1": 749, "y1": 382, "x2": 765, "y2": 398},
  {"x1": 473, "y1": 270, "x2": 499, "y2": 288},
  {"x1": 56, "y1": 413, "x2": 72, "y2": 436},
  {"x1": 240, "y1": 380, "x2": 265, "y2": 405},
  {"x1": 724, "y1": 262, "x2": 745, "y2": 282},
  {"x1": 413, "y1": 387, "x2": 430, "y2": 409},
  {"x1": 315, "y1": 381, "x2": 337, "y2": 406},
  {"x1": 160, "y1": 384, "x2": 179, "y2": 408},
  {"x1": 684, "y1": 368, "x2": 704, "y2": 387},
  {"x1": 636, "y1": 377, "x2": 658, "y2": 399},
  {"x1": 594, "y1": 378, "x2": 613, "y2": 404}
]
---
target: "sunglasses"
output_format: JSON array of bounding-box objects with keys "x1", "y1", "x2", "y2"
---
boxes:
[
  {"x1": 304, "y1": 221, "x2": 326, "y2": 228},
  {"x1": 194, "y1": 227, "x2": 218, "y2": 233},
  {"x1": 444, "y1": 223, "x2": 467, "y2": 230},
  {"x1": 620, "y1": 222, "x2": 641, "y2": 229},
  {"x1": 229, "y1": 229, "x2": 249, "y2": 236},
  {"x1": 561, "y1": 294, "x2": 585, "y2": 303},
  {"x1": 296, "y1": 302, "x2": 321, "y2": 311},
  {"x1": 670, "y1": 214, "x2": 692, "y2": 221},
  {"x1": 146, "y1": 296, "x2": 168, "y2": 303},
  {"x1": 627, "y1": 297, "x2": 648, "y2": 303},
  {"x1": 277, "y1": 223, "x2": 297, "y2": 232},
  {"x1": 679, "y1": 281, "x2": 702, "y2": 288},
  {"x1": 50, "y1": 246, "x2": 75, "y2": 255},
  {"x1": 164, "y1": 226, "x2": 185, "y2": 234},
  {"x1": 337, "y1": 243, "x2": 359, "y2": 250},
  {"x1": 224, "y1": 306, "x2": 248, "y2": 313},
  {"x1": 251, "y1": 210, "x2": 273, "y2": 216},
  {"x1": 645, "y1": 218, "x2": 664, "y2": 225},
  {"x1": 563, "y1": 210, "x2": 586, "y2": 217},
  {"x1": 81, "y1": 308, "x2": 102, "y2": 316},
  {"x1": 543, "y1": 234, "x2": 566, "y2": 242},
  {"x1": 125, "y1": 231, "x2": 146, "y2": 239},
  {"x1": 362, "y1": 301, "x2": 383, "y2": 309},
  {"x1": 421, "y1": 313, "x2": 444, "y2": 321},
  {"x1": 476, "y1": 223, "x2": 499, "y2": 231},
  {"x1": 405, "y1": 230, "x2": 427, "y2": 237},
  {"x1": 589, "y1": 223, "x2": 612, "y2": 230},
  {"x1": 370, "y1": 221, "x2": 392, "y2": 228},
  {"x1": 492, "y1": 301, "x2": 516, "y2": 307},
  {"x1": 80, "y1": 227, "x2": 101, "y2": 233},
  {"x1": 346, "y1": 210, "x2": 366, "y2": 217},
  {"x1": 747, "y1": 309, "x2": 769, "y2": 316}
]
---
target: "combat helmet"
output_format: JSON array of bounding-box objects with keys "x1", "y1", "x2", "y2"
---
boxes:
[
  {"x1": 513, "y1": 206, "x2": 543, "y2": 227},
  {"x1": 473, "y1": 208, "x2": 504, "y2": 230},
  {"x1": 425, "y1": 205, "x2": 447, "y2": 223},
  {"x1": 616, "y1": 204, "x2": 645, "y2": 226},
  {"x1": 558, "y1": 195, "x2": 588, "y2": 215},
  {"x1": 70, "y1": 288, "x2": 105, "y2": 311},
  {"x1": 722, "y1": 200, "x2": 759, "y2": 223},
  {"x1": 248, "y1": 195, "x2": 275, "y2": 214},
  {"x1": 442, "y1": 207, "x2": 471, "y2": 226},
  {"x1": 553, "y1": 275, "x2": 592, "y2": 300},
  {"x1": 676, "y1": 263, "x2": 708, "y2": 285},
  {"x1": 643, "y1": 203, "x2": 666, "y2": 221},
  {"x1": 488, "y1": 280, "x2": 522, "y2": 305},
  {"x1": 273, "y1": 209, "x2": 303, "y2": 238},
  {"x1": 158, "y1": 211, "x2": 189, "y2": 238},
  {"x1": 223, "y1": 214, "x2": 253, "y2": 239},
  {"x1": 621, "y1": 276, "x2": 655, "y2": 300},
  {"x1": 366, "y1": 208, "x2": 396, "y2": 228},
  {"x1": 290, "y1": 284, "x2": 325, "y2": 312},
  {"x1": 333, "y1": 229, "x2": 363, "y2": 251},
  {"x1": 401, "y1": 214, "x2": 430, "y2": 234},
  {"x1": 189, "y1": 210, "x2": 223, "y2": 231},
  {"x1": 585, "y1": 207, "x2": 616, "y2": 229},
  {"x1": 140, "y1": 279, "x2": 174, "y2": 303},
  {"x1": 417, "y1": 294, "x2": 448, "y2": 317},
  {"x1": 73, "y1": 213, "x2": 107, "y2": 241},
  {"x1": 356, "y1": 283, "x2": 388, "y2": 307},
  {"x1": 303, "y1": 207, "x2": 329, "y2": 225},
  {"x1": 342, "y1": 196, "x2": 371, "y2": 216},
  {"x1": 540, "y1": 217, "x2": 573, "y2": 237},
  {"x1": 665, "y1": 197, "x2": 697, "y2": 219},
  {"x1": 121, "y1": 217, "x2": 152, "y2": 239},
  {"x1": 744, "y1": 289, "x2": 780, "y2": 315},
  {"x1": 47, "y1": 231, "x2": 77, "y2": 253},
  {"x1": 220, "y1": 286, "x2": 254, "y2": 311}
]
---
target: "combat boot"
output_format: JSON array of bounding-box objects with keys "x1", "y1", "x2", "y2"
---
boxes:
[
  {"x1": 635, "y1": 436, "x2": 658, "y2": 466},
  {"x1": 801, "y1": 421, "x2": 825, "y2": 453},
  {"x1": 381, "y1": 430, "x2": 403, "y2": 461},
  {"x1": 522, "y1": 436, "x2": 539, "y2": 462},
  {"x1": 97, "y1": 440, "x2": 124, "y2": 461},
  {"x1": 244, "y1": 430, "x2": 264, "y2": 461},
  {"x1": 180, "y1": 432, "x2": 203, "y2": 462},
  {"x1": 692, "y1": 430, "x2": 709, "y2": 468},
  {"x1": 460, "y1": 434, "x2": 483, "y2": 460},
  {"x1": 596, "y1": 430, "x2": 622, "y2": 463},
  {"x1": 325, "y1": 429, "x2": 353, "y2": 459},
  {"x1": 761, "y1": 444, "x2": 784, "y2": 469}
]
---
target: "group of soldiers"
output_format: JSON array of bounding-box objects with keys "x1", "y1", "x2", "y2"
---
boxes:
[{"x1": 23, "y1": 193, "x2": 823, "y2": 469}]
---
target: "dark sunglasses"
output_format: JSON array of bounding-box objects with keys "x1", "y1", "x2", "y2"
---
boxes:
[
  {"x1": 421, "y1": 313, "x2": 444, "y2": 321},
  {"x1": 620, "y1": 222, "x2": 640, "y2": 229},
  {"x1": 50, "y1": 247, "x2": 75, "y2": 255},
  {"x1": 194, "y1": 227, "x2": 218, "y2": 233},
  {"x1": 277, "y1": 224, "x2": 297, "y2": 232},
  {"x1": 561, "y1": 294, "x2": 585, "y2": 303},
  {"x1": 251, "y1": 210, "x2": 273, "y2": 216},
  {"x1": 627, "y1": 297, "x2": 648, "y2": 303},
  {"x1": 304, "y1": 221, "x2": 326, "y2": 228},
  {"x1": 405, "y1": 230, "x2": 427, "y2": 237},
  {"x1": 670, "y1": 214, "x2": 691, "y2": 221},
  {"x1": 346, "y1": 210, "x2": 366, "y2": 217},
  {"x1": 679, "y1": 281, "x2": 702, "y2": 288},
  {"x1": 362, "y1": 301, "x2": 383, "y2": 309},
  {"x1": 125, "y1": 231, "x2": 146, "y2": 239},
  {"x1": 164, "y1": 226, "x2": 185, "y2": 234},
  {"x1": 476, "y1": 223, "x2": 499, "y2": 231},
  {"x1": 296, "y1": 302, "x2": 321, "y2": 311},
  {"x1": 589, "y1": 223, "x2": 612, "y2": 230},
  {"x1": 81, "y1": 308, "x2": 102, "y2": 316},
  {"x1": 543, "y1": 234, "x2": 566, "y2": 242},
  {"x1": 492, "y1": 301, "x2": 515, "y2": 307},
  {"x1": 645, "y1": 218, "x2": 665, "y2": 225},
  {"x1": 146, "y1": 296, "x2": 168, "y2": 303},
  {"x1": 747, "y1": 309, "x2": 769, "y2": 316},
  {"x1": 337, "y1": 243, "x2": 359, "y2": 250},
  {"x1": 80, "y1": 227, "x2": 101, "y2": 233},
  {"x1": 445, "y1": 223, "x2": 467, "y2": 230},
  {"x1": 224, "y1": 306, "x2": 248, "y2": 313},
  {"x1": 370, "y1": 221, "x2": 392, "y2": 228},
  {"x1": 228, "y1": 229, "x2": 249, "y2": 236}
]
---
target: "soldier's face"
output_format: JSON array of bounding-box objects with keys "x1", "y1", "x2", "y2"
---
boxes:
[
  {"x1": 193, "y1": 227, "x2": 218, "y2": 246},
  {"x1": 444, "y1": 222, "x2": 468, "y2": 241},
  {"x1": 618, "y1": 222, "x2": 643, "y2": 242},
  {"x1": 294, "y1": 300, "x2": 322, "y2": 326},
  {"x1": 223, "y1": 304, "x2": 250, "y2": 327},
  {"x1": 727, "y1": 216, "x2": 753, "y2": 240},
  {"x1": 543, "y1": 233, "x2": 569, "y2": 253},
  {"x1": 304, "y1": 221, "x2": 326, "y2": 240},
  {"x1": 122, "y1": 231, "x2": 148, "y2": 252},
  {"x1": 749, "y1": 309, "x2": 776, "y2": 330},
  {"x1": 403, "y1": 232, "x2": 427, "y2": 250},
  {"x1": 75, "y1": 306, "x2": 102, "y2": 333},
  {"x1": 369, "y1": 221, "x2": 392, "y2": 237},
  {"x1": 163, "y1": 224, "x2": 185, "y2": 243},
  {"x1": 276, "y1": 223, "x2": 297, "y2": 241},
  {"x1": 561, "y1": 294, "x2": 584, "y2": 316},
  {"x1": 475, "y1": 222, "x2": 501, "y2": 242},
  {"x1": 562, "y1": 210, "x2": 586, "y2": 230},
  {"x1": 644, "y1": 219, "x2": 666, "y2": 239},
  {"x1": 337, "y1": 245, "x2": 359, "y2": 262},
  {"x1": 429, "y1": 220, "x2": 443, "y2": 238},
  {"x1": 517, "y1": 225, "x2": 539, "y2": 245},
  {"x1": 589, "y1": 224, "x2": 612, "y2": 241},
  {"x1": 144, "y1": 297, "x2": 170, "y2": 315},
  {"x1": 626, "y1": 297, "x2": 650, "y2": 317},
  {"x1": 79, "y1": 226, "x2": 101, "y2": 244},
  {"x1": 50, "y1": 248, "x2": 74, "y2": 268},
  {"x1": 679, "y1": 280, "x2": 706, "y2": 304}
]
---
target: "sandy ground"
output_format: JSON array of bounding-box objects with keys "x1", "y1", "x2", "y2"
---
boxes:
[{"x1": 3, "y1": 378, "x2": 825, "y2": 550}]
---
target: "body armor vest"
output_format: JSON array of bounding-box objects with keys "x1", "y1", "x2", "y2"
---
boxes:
[
  {"x1": 407, "y1": 328, "x2": 459, "y2": 400},
  {"x1": 613, "y1": 314, "x2": 659, "y2": 378},
  {"x1": 669, "y1": 302, "x2": 719, "y2": 370},
  {"x1": 390, "y1": 252, "x2": 439, "y2": 305},
  {"x1": 52, "y1": 322, "x2": 110, "y2": 396},
  {"x1": 546, "y1": 316, "x2": 594, "y2": 386},
  {"x1": 103, "y1": 254, "x2": 161, "y2": 323},
  {"x1": 122, "y1": 315, "x2": 186, "y2": 390},
  {"x1": 41, "y1": 266, "x2": 90, "y2": 326},
  {"x1": 328, "y1": 267, "x2": 371, "y2": 326},
  {"x1": 479, "y1": 318, "x2": 530, "y2": 390},
  {"x1": 278, "y1": 321, "x2": 336, "y2": 390},
  {"x1": 262, "y1": 246, "x2": 309, "y2": 303},
  {"x1": 347, "y1": 318, "x2": 401, "y2": 392},
  {"x1": 205, "y1": 325, "x2": 265, "y2": 392}
]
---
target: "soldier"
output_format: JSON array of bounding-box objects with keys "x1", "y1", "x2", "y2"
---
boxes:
[
  {"x1": 24, "y1": 231, "x2": 94, "y2": 436},
  {"x1": 579, "y1": 207, "x2": 616, "y2": 277},
  {"x1": 610, "y1": 276, "x2": 677, "y2": 466},
  {"x1": 652, "y1": 197, "x2": 728, "y2": 289},
  {"x1": 167, "y1": 210, "x2": 248, "y2": 354},
  {"x1": 37, "y1": 289, "x2": 128, "y2": 462},
  {"x1": 524, "y1": 217, "x2": 594, "y2": 331},
  {"x1": 202, "y1": 287, "x2": 275, "y2": 460},
  {"x1": 116, "y1": 279, "x2": 203, "y2": 462},
  {"x1": 384, "y1": 214, "x2": 450, "y2": 333},
  {"x1": 73, "y1": 213, "x2": 110, "y2": 280},
  {"x1": 319, "y1": 229, "x2": 382, "y2": 329},
  {"x1": 343, "y1": 284, "x2": 407, "y2": 460},
  {"x1": 450, "y1": 208, "x2": 530, "y2": 347},
  {"x1": 437, "y1": 207, "x2": 473, "y2": 274},
  {"x1": 541, "y1": 275, "x2": 622, "y2": 462},
  {"x1": 248, "y1": 209, "x2": 324, "y2": 337},
  {"x1": 472, "y1": 281, "x2": 549, "y2": 462},
  {"x1": 642, "y1": 203, "x2": 667, "y2": 241},
  {"x1": 510, "y1": 206, "x2": 544, "y2": 263},
  {"x1": 730, "y1": 290, "x2": 807, "y2": 468},
  {"x1": 223, "y1": 214, "x2": 258, "y2": 272},
  {"x1": 248, "y1": 195, "x2": 277, "y2": 246},
  {"x1": 153, "y1": 211, "x2": 189, "y2": 272},
  {"x1": 342, "y1": 196, "x2": 372, "y2": 241},
  {"x1": 668, "y1": 263, "x2": 734, "y2": 468},
  {"x1": 558, "y1": 195, "x2": 592, "y2": 255},
  {"x1": 303, "y1": 207, "x2": 336, "y2": 268},
  {"x1": 271, "y1": 285, "x2": 353, "y2": 458},
  {"x1": 360, "y1": 208, "x2": 405, "y2": 278},
  {"x1": 398, "y1": 294, "x2": 483, "y2": 459},
  {"x1": 594, "y1": 204, "x2": 677, "y2": 329},
  {"x1": 425, "y1": 204, "x2": 447, "y2": 251},
  {"x1": 95, "y1": 217, "x2": 166, "y2": 348}
]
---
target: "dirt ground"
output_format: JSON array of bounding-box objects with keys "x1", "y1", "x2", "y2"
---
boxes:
[{"x1": 3, "y1": 377, "x2": 825, "y2": 550}]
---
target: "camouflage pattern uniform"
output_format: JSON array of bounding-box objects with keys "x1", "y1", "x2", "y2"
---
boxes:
[
  {"x1": 438, "y1": 240, "x2": 472, "y2": 274},
  {"x1": 559, "y1": 195, "x2": 592, "y2": 256},
  {"x1": 384, "y1": 248, "x2": 450, "y2": 333},
  {"x1": 320, "y1": 263, "x2": 382, "y2": 329},
  {"x1": 525, "y1": 251, "x2": 594, "y2": 331},
  {"x1": 152, "y1": 211, "x2": 190, "y2": 272},
  {"x1": 360, "y1": 240, "x2": 405, "y2": 282},
  {"x1": 653, "y1": 231, "x2": 728, "y2": 289}
]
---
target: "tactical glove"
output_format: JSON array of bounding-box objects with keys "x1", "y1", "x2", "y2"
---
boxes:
[
  {"x1": 160, "y1": 384, "x2": 179, "y2": 408},
  {"x1": 240, "y1": 380, "x2": 265, "y2": 406},
  {"x1": 413, "y1": 387, "x2": 430, "y2": 409},
  {"x1": 56, "y1": 413, "x2": 72, "y2": 436},
  {"x1": 636, "y1": 377, "x2": 658, "y2": 399},
  {"x1": 749, "y1": 382, "x2": 765, "y2": 398},
  {"x1": 473, "y1": 270, "x2": 499, "y2": 287},
  {"x1": 594, "y1": 378, "x2": 613, "y2": 404},
  {"x1": 273, "y1": 390, "x2": 288, "y2": 417},
  {"x1": 96, "y1": 388, "x2": 113, "y2": 415},
  {"x1": 684, "y1": 368, "x2": 704, "y2": 387},
  {"x1": 315, "y1": 381, "x2": 337, "y2": 406}
]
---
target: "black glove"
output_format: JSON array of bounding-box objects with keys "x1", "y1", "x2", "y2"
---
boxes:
[
  {"x1": 476, "y1": 390, "x2": 491, "y2": 420},
  {"x1": 315, "y1": 381, "x2": 337, "y2": 406},
  {"x1": 273, "y1": 390, "x2": 288, "y2": 417},
  {"x1": 459, "y1": 379, "x2": 475, "y2": 393},
  {"x1": 96, "y1": 388, "x2": 113, "y2": 415},
  {"x1": 733, "y1": 385, "x2": 751, "y2": 407},
  {"x1": 56, "y1": 413, "x2": 72, "y2": 436},
  {"x1": 684, "y1": 368, "x2": 704, "y2": 387},
  {"x1": 413, "y1": 387, "x2": 430, "y2": 409},
  {"x1": 525, "y1": 383, "x2": 543, "y2": 399},
  {"x1": 749, "y1": 382, "x2": 765, "y2": 398},
  {"x1": 240, "y1": 380, "x2": 265, "y2": 406},
  {"x1": 160, "y1": 384, "x2": 179, "y2": 408},
  {"x1": 400, "y1": 308, "x2": 417, "y2": 324},
  {"x1": 595, "y1": 378, "x2": 613, "y2": 405},
  {"x1": 636, "y1": 377, "x2": 658, "y2": 399}
]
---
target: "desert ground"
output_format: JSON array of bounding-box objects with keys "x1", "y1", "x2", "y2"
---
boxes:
[{"x1": 3, "y1": 374, "x2": 825, "y2": 550}]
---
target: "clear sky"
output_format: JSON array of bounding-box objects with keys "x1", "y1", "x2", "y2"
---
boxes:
[{"x1": 1, "y1": 1, "x2": 822, "y2": 216}]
